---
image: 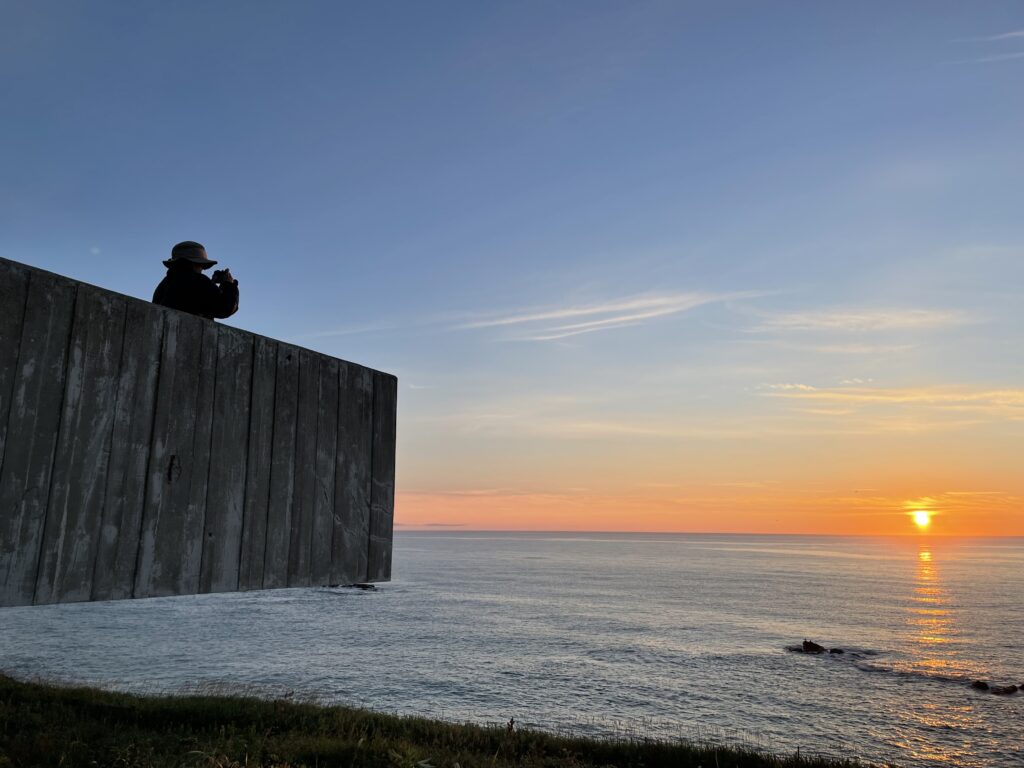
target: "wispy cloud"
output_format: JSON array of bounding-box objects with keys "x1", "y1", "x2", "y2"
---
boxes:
[
  {"x1": 302, "y1": 290, "x2": 756, "y2": 342},
  {"x1": 424, "y1": 392, "x2": 977, "y2": 440},
  {"x1": 457, "y1": 291, "x2": 758, "y2": 341},
  {"x1": 766, "y1": 384, "x2": 1024, "y2": 422},
  {"x1": 768, "y1": 385, "x2": 1024, "y2": 406},
  {"x1": 732, "y1": 338, "x2": 914, "y2": 356},
  {"x1": 974, "y1": 29, "x2": 1024, "y2": 42},
  {"x1": 811, "y1": 342, "x2": 914, "y2": 355},
  {"x1": 763, "y1": 383, "x2": 817, "y2": 392},
  {"x1": 900, "y1": 490, "x2": 1024, "y2": 515},
  {"x1": 794, "y1": 407, "x2": 855, "y2": 416},
  {"x1": 959, "y1": 29, "x2": 1024, "y2": 63},
  {"x1": 519, "y1": 323, "x2": 645, "y2": 341},
  {"x1": 974, "y1": 51, "x2": 1024, "y2": 63},
  {"x1": 455, "y1": 295, "x2": 681, "y2": 329},
  {"x1": 753, "y1": 307, "x2": 970, "y2": 333}
]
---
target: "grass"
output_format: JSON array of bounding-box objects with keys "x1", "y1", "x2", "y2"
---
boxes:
[{"x1": 0, "y1": 674, "x2": 868, "y2": 768}]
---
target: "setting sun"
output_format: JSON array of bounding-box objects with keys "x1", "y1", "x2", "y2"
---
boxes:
[{"x1": 913, "y1": 510, "x2": 932, "y2": 530}]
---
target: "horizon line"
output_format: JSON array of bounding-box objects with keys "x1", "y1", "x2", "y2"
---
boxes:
[{"x1": 393, "y1": 528, "x2": 1024, "y2": 539}]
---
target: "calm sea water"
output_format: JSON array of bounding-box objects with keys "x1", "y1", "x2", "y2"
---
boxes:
[{"x1": 1, "y1": 533, "x2": 1022, "y2": 767}]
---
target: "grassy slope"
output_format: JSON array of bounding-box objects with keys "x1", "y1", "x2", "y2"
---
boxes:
[{"x1": 0, "y1": 675, "x2": 865, "y2": 768}]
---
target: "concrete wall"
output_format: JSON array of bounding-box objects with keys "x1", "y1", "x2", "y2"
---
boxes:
[{"x1": 0, "y1": 257, "x2": 396, "y2": 607}]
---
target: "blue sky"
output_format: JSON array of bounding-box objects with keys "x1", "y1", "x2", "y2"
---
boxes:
[{"x1": 2, "y1": 2, "x2": 1022, "y2": 532}]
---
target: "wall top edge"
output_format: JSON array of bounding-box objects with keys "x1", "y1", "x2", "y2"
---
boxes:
[{"x1": 0, "y1": 255, "x2": 397, "y2": 382}]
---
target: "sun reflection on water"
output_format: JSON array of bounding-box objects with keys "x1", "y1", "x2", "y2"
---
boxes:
[
  {"x1": 909, "y1": 547, "x2": 958, "y2": 657},
  {"x1": 897, "y1": 545, "x2": 983, "y2": 766}
]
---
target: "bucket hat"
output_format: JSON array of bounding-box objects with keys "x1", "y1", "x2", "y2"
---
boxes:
[{"x1": 163, "y1": 240, "x2": 218, "y2": 268}]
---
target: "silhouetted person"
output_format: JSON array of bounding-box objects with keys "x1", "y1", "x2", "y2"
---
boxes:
[{"x1": 153, "y1": 241, "x2": 239, "y2": 320}]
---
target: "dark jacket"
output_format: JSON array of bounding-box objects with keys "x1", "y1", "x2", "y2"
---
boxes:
[{"x1": 152, "y1": 265, "x2": 239, "y2": 320}]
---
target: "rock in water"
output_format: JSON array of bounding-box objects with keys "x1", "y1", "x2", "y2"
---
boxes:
[
  {"x1": 991, "y1": 685, "x2": 1018, "y2": 695},
  {"x1": 802, "y1": 639, "x2": 826, "y2": 654},
  {"x1": 971, "y1": 680, "x2": 989, "y2": 691},
  {"x1": 829, "y1": 648, "x2": 844, "y2": 654}
]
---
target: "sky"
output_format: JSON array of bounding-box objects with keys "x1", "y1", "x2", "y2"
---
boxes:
[{"x1": 2, "y1": 1, "x2": 1022, "y2": 536}]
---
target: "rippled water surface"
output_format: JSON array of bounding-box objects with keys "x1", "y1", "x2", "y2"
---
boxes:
[{"x1": 2, "y1": 533, "x2": 1022, "y2": 766}]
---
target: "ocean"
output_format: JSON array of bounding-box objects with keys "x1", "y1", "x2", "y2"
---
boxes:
[{"x1": 1, "y1": 533, "x2": 1021, "y2": 767}]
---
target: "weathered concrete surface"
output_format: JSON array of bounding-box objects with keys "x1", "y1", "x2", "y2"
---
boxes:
[
  {"x1": 368, "y1": 371, "x2": 397, "y2": 582},
  {"x1": 333, "y1": 363, "x2": 373, "y2": 585},
  {"x1": 0, "y1": 256, "x2": 396, "y2": 607}
]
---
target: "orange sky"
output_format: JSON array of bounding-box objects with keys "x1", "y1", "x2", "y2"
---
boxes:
[
  {"x1": 396, "y1": 488, "x2": 1024, "y2": 537},
  {"x1": 395, "y1": 382, "x2": 1024, "y2": 536}
]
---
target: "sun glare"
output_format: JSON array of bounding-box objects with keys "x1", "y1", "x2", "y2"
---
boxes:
[{"x1": 913, "y1": 510, "x2": 932, "y2": 530}]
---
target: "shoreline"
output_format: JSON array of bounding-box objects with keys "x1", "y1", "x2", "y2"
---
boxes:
[{"x1": 0, "y1": 674, "x2": 865, "y2": 767}]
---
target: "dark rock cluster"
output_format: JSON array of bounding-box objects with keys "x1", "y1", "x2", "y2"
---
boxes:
[
  {"x1": 790, "y1": 642, "x2": 1020, "y2": 697},
  {"x1": 972, "y1": 681, "x2": 1019, "y2": 695},
  {"x1": 787, "y1": 639, "x2": 844, "y2": 655}
]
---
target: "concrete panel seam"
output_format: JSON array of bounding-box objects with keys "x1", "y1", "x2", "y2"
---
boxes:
[
  {"x1": 197, "y1": 326, "x2": 221, "y2": 590},
  {"x1": 258, "y1": 346, "x2": 278, "y2": 591},
  {"x1": 129, "y1": 311, "x2": 169, "y2": 599},
  {"x1": 91, "y1": 303, "x2": 146, "y2": 606},
  {"x1": 0, "y1": 262, "x2": 31, "y2": 483},
  {"x1": 235, "y1": 334, "x2": 259, "y2": 591},
  {"x1": 308, "y1": 359, "x2": 321, "y2": 583},
  {"x1": 90, "y1": 300, "x2": 131, "y2": 600},
  {"x1": 29, "y1": 278, "x2": 80, "y2": 605},
  {"x1": 370, "y1": 372, "x2": 382, "y2": 577}
]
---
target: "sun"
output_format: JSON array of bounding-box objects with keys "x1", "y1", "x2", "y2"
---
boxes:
[{"x1": 912, "y1": 510, "x2": 932, "y2": 530}]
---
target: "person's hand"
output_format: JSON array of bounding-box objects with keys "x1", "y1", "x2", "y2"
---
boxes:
[{"x1": 219, "y1": 269, "x2": 236, "y2": 285}]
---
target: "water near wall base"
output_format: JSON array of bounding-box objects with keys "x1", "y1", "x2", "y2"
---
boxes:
[{"x1": 0, "y1": 257, "x2": 396, "y2": 607}]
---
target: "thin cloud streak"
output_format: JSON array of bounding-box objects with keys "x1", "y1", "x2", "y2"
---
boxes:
[
  {"x1": 303, "y1": 290, "x2": 757, "y2": 341},
  {"x1": 764, "y1": 383, "x2": 817, "y2": 392},
  {"x1": 518, "y1": 302, "x2": 723, "y2": 340},
  {"x1": 766, "y1": 384, "x2": 1024, "y2": 422},
  {"x1": 515, "y1": 321, "x2": 644, "y2": 342},
  {"x1": 430, "y1": 405, "x2": 981, "y2": 440},
  {"x1": 545, "y1": 304, "x2": 711, "y2": 333},
  {"x1": 974, "y1": 51, "x2": 1024, "y2": 63},
  {"x1": 767, "y1": 386, "x2": 1024, "y2": 406},
  {"x1": 753, "y1": 307, "x2": 970, "y2": 333},
  {"x1": 975, "y1": 29, "x2": 1024, "y2": 41},
  {"x1": 812, "y1": 342, "x2": 914, "y2": 355},
  {"x1": 460, "y1": 290, "x2": 759, "y2": 342},
  {"x1": 732, "y1": 338, "x2": 914, "y2": 356},
  {"x1": 456, "y1": 294, "x2": 703, "y2": 329}
]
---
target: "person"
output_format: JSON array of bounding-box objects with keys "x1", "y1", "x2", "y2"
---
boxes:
[{"x1": 152, "y1": 241, "x2": 239, "y2": 320}]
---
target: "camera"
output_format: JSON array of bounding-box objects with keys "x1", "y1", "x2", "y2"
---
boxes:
[{"x1": 211, "y1": 269, "x2": 229, "y2": 285}]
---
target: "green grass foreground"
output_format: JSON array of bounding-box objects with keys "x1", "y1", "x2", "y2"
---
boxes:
[{"x1": 0, "y1": 674, "x2": 865, "y2": 768}]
